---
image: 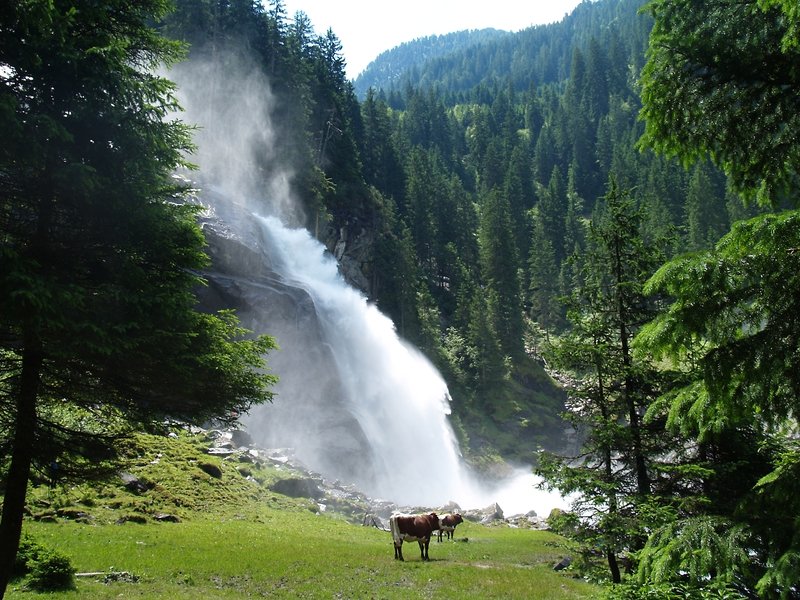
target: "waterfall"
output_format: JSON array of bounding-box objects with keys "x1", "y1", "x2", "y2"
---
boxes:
[
  {"x1": 254, "y1": 216, "x2": 465, "y2": 505},
  {"x1": 169, "y1": 55, "x2": 566, "y2": 515},
  {"x1": 250, "y1": 215, "x2": 565, "y2": 513}
]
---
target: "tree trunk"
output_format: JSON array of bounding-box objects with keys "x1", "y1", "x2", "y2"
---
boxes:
[
  {"x1": 597, "y1": 358, "x2": 623, "y2": 584},
  {"x1": 0, "y1": 344, "x2": 42, "y2": 599},
  {"x1": 620, "y1": 320, "x2": 649, "y2": 496},
  {"x1": 607, "y1": 548, "x2": 621, "y2": 584},
  {"x1": 613, "y1": 237, "x2": 650, "y2": 497}
]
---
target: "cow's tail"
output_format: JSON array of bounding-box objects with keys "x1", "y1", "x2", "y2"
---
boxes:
[{"x1": 389, "y1": 516, "x2": 401, "y2": 545}]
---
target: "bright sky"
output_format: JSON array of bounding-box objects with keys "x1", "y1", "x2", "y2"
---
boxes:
[{"x1": 281, "y1": 0, "x2": 585, "y2": 78}]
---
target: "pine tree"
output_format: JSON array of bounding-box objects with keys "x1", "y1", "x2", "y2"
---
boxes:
[
  {"x1": 639, "y1": 0, "x2": 800, "y2": 203},
  {"x1": 0, "y1": 3, "x2": 276, "y2": 595},
  {"x1": 478, "y1": 188, "x2": 525, "y2": 361},
  {"x1": 360, "y1": 89, "x2": 402, "y2": 197},
  {"x1": 636, "y1": 0, "x2": 800, "y2": 594},
  {"x1": 684, "y1": 161, "x2": 728, "y2": 251},
  {"x1": 538, "y1": 178, "x2": 667, "y2": 583},
  {"x1": 528, "y1": 213, "x2": 563, "y2": 331}
]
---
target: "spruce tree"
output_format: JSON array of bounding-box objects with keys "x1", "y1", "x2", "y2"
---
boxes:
[
  {"x1": 635, "y1": 0, "x2": 800, "y2": 594},
  {"x1": 537, "y1": 178, "x2": 666, "y2": 582},
  {"x1": 0, "y1": 3, "x2": 276, "y2": 595},
  {"x1": 478, "y1": 188, "x2": 525, "y2": 361}
]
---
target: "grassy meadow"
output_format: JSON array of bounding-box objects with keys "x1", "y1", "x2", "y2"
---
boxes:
[
  {"x1": 8, "y1": 515, "x2": 598, "y2": 599},
  {"x1": 6, "y1": 430, "x2": 600, "y2": 599}
]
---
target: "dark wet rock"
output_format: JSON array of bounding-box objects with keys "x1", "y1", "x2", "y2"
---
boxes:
[
  {"x1": 198, "y1": 462, "x2": 223, "y2": 479},
  {"x1": 553, "y1": 556, "x2": 572, "y2": 571},
  {"x1": 56, "y1": 508, "x2": 92, "y2": 522},
  {"x1": 269, "y1": 477, "x2": 324, "y2": 500},
  {"x1": 231, "y1": 429, "x2": 253, "y2": 448},
  {"x1": 120, "y1": 472, "x2": 153, "y2": 494}
]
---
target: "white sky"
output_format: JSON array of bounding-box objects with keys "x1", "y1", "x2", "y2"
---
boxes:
[{"x1": 281, "y1": 0, "x2": 585, "y2": 78}]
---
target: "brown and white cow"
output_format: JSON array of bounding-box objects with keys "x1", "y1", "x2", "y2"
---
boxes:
[
  {"x1": 389, "y1": 512, "x2": 440, "y2": 561},
  {"x1": 437, "y1": 513, "x2": 463, "y2": 542}
]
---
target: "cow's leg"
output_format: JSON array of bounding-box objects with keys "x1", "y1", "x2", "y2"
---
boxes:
[
  {"x1": 394, "y1": 541, "x2": 404, "y2": 561},
  {"x1": 437, "y1": 529, "x2": 442, "y2": 543},
  {"x1": 420, "y1": 538, "x2": 431, "y2": 561}
]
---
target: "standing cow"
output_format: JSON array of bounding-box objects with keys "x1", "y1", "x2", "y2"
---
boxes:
[
  {"x1": 389, "y1": 512, "x2": 440, "y2": 561},
  {"x1": 437, "y1": 513, "x2": 463, "y2": 542}
]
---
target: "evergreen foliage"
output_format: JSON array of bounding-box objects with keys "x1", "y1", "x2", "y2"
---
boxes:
[
  {"x1": 633, "y1": 0, "x2": 800, "y2": 596},
  {"x1": 0, "y1": 1, "x2": 276, "y2": 597},
  {"x1": 5, "y1": 0, "x2": 797, "y2": 596},
  {"x1": 353, "y1": 28, "x2": 512, "y2": 97},
  {"x1": 638, "y1": 0, "x2": 800, "y2": 204},
  {"x1": 536, "y1": 179, "x2": 670, "y2": 583},
  {"x1": 13, "y1": 535, "x2": 75, "y2": 592}
]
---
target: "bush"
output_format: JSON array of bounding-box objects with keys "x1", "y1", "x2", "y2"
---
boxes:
[
  {"x1": 13, "y1": 534, "x2": 75, "y2": 591},
  {"x1": 603, "y1": 581, "x2": 747, "y2": 600},
  {"x1": 13, "y1": 535, "x2": 37, "y2": 577}
]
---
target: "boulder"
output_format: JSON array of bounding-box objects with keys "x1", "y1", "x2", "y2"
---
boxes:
[
  {"x1": 153, "y1": 513, "x2": 182, "y2": 523},
  {"x1": 463, "y1": 502, "x2": 505, "y2": 525},
  {"x1": 553, "y1": 556, "x2": 572, "y2": 571},
  {"x1": 119, "y1": 472, "x2": 152, "y2": 494},
  {"x1": 231, "y1": 429, "x2": 253, "y2": 448},
  {"x1": 269, "y1": 477, "x2": 325, "y2": 500}
]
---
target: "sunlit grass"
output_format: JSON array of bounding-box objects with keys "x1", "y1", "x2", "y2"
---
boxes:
[
  {"x1": 8, "y1": 429, "x2": 598, "y2": 598},
  {"x1": 9, "y1": 515, "x2": 597, "y2": 599}
]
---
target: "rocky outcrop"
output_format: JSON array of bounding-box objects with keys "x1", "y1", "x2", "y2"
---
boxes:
[
  {"x1": 202, "y1": 427, "x2": 551, "y2": 531},
  {"x1": 321, "y1": 222, "x2": 374, "y2": 294}
]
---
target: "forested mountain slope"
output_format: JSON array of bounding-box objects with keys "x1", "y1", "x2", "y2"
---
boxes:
[
  {"x1": 357, "y1": 0, "x2": 652, "y2": 99},
  {"x1": 156, "y1": 0, "x2": 764, "y2": 471},
  {"x1": 353, "y1": 28, "x2": 511, "y2": 97}
]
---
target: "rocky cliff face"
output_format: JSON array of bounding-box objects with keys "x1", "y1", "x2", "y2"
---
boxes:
[{"x1": 320, "y1": 221, "x2": 375, "y2": 296}]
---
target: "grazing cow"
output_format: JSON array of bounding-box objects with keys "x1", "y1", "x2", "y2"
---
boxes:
[
  {"x1": 437, "y1": 513, "x2": 463, "y2": 542},
  {"x1": 389, "y1": 512, "x2": 440, "y2": 561}
]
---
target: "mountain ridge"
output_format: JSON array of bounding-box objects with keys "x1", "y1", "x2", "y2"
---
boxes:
[{"x1": 353, "y1": 28, "x2": 512, "y2": 97}]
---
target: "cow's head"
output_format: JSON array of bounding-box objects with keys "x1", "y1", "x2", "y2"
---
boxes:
[{"x1": 428, "y1": 512, "x2": 440, "y2": 528}]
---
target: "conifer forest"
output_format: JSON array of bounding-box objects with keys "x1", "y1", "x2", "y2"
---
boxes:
[{"x1": 2, "y1": 0, "x2": 800, "y2": 597}]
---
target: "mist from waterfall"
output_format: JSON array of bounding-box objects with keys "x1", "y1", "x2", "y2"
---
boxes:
[{"x1": 169, "y1": 53, "x2": 566, "y2": 514}]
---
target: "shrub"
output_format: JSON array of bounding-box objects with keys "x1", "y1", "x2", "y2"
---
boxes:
[
  {"x1": 13, "y1": 535, "x2": 37, "y2": 577},
  {"x1": 13, "y1": 534, "x2": 75, "y2": 591}
]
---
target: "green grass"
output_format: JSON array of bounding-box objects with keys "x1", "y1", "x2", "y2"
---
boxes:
[
  {"x1": 9, "y1": 516, "x2": 598, "y2": 599},
  {"x1": 7, "y1": 429, "x2": 600, "y2": 599}
]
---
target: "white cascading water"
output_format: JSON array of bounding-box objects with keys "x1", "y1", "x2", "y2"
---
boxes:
[
  {"x1": 169, "y1": 54, "x2": 566, "y2": 514},
  {"x1": 255, "y1": 216, "x2": 463, "y2": 505}
]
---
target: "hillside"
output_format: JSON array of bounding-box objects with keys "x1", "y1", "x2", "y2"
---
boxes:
[
  {"x1": 354, "y1": 0, "x2": 650, "y2": 98},
  {"x1": 353, "y1": 28, "x2": 511, "y2": 97},
  {"x1": 21, "y1": 426, "x2": 556, "y2": 530}
]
